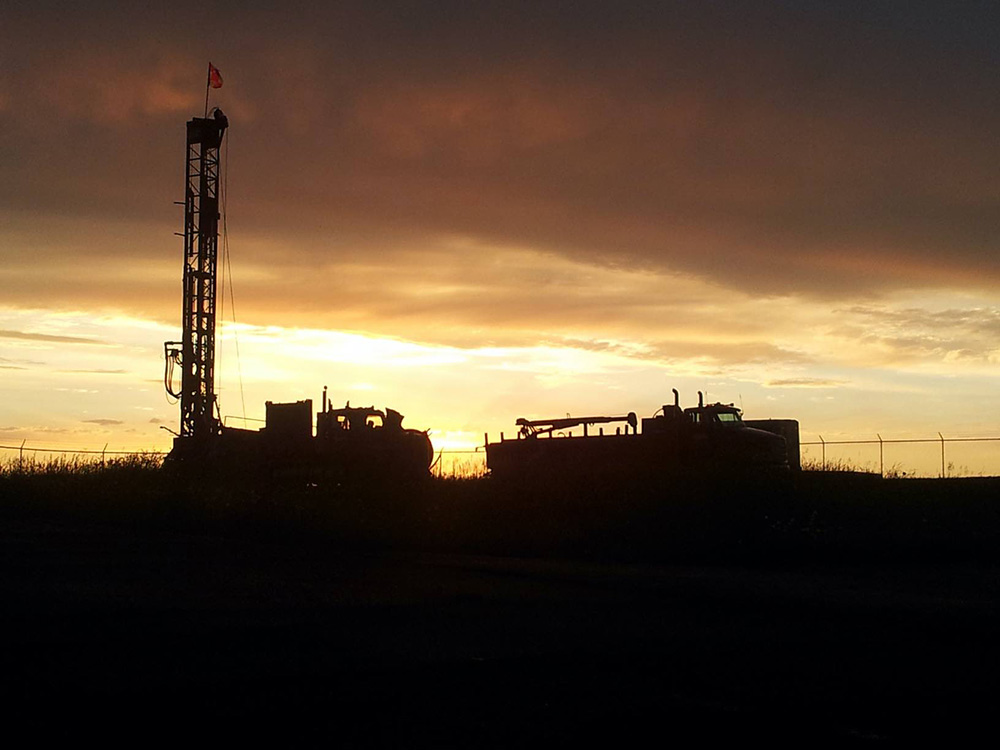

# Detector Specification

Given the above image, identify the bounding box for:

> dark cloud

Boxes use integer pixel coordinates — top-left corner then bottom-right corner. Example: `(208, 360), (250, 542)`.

(830, 304), (1000, 364)
(0, 425), (69, 434)
(81, 418), (124, 426)
(193, 243), (810, 354)
(62, 369), (128, 375)
(765, 378), (848, 388)
(845, 306), (1000, 334)
(3, 1), (1000, 328)
(647, 340), (811, 367)
(0, 330), (104, 345)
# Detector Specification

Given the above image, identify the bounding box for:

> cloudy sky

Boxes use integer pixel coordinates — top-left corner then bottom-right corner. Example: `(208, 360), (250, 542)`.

(2, 1), (999, 473)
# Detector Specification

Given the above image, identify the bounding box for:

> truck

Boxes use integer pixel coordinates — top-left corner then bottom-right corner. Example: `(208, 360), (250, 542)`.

(485, 389), (798, 482)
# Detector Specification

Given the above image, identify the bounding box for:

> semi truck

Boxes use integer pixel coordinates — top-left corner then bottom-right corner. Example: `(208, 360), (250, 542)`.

(486, 389), (798, 482)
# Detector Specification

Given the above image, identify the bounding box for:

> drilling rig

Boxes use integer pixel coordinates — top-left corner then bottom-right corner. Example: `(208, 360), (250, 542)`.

(163, 111), (433, 481)
(164, 111), (226, 444)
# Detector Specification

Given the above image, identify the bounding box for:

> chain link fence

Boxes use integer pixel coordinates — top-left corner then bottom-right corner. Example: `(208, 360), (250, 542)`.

(802, 435), (1000, 478)
(4, 435), (1000, 478)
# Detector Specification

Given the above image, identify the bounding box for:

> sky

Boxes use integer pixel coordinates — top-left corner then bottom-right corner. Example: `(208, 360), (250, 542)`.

(2, 1), (999, 475)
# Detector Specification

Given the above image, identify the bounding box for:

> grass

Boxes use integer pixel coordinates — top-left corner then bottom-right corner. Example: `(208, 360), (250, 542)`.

(434, 456), (488, 479)
(2, 453), (999, 564)
(801, 456), (916, 477)
(1, 452), (163, 476)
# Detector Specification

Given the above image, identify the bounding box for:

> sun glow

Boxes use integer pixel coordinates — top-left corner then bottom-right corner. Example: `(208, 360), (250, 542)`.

(3, 286), (1000, 476)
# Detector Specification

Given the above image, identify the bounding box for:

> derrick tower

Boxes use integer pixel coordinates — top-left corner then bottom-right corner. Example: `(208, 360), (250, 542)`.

(165, 110), (229, 438)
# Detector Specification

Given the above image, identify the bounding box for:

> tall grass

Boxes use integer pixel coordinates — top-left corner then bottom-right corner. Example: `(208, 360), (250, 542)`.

(2, 451), (999, 563)
(801, 456), (914, 477)
(0, 452), (163, 477)
(435, 457), (488, 479)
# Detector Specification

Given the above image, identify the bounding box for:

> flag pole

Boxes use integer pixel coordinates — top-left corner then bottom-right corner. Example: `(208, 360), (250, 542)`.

(204, 63), (211, 117)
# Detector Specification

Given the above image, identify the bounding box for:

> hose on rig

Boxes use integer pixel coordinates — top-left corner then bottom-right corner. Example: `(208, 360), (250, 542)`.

(163, 342), (182, 400)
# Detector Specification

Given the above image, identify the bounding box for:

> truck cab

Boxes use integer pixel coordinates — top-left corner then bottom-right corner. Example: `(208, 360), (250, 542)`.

(641, 397), (793, 472)
(684, 403), (745, 425)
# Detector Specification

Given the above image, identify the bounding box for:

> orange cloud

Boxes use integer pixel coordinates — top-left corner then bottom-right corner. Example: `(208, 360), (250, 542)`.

(352, 73), (599, 161)
(3, 2), (1000, 316)
(35, 52), (200, 125)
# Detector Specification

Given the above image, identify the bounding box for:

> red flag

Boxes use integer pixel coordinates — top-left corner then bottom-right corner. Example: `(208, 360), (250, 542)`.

(208, 63), (223, 89)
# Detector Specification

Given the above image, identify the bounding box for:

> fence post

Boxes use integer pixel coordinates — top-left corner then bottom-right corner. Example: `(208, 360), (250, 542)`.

(819, 435), (825, 471)
(877, 433), (883, 477)
(102, 443), (108, 467)
(939, 432), (945, 478)
(19, 439), (25, 470)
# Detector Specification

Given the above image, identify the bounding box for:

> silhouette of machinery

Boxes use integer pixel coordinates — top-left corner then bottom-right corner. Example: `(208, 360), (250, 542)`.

(163, 111), (432, 480)
(486, 389), (799, 481)
(164, 113), (226, 440)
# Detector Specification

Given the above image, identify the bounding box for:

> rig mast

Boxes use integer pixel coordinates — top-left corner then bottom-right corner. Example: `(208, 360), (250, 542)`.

(165, 111), (228, 438)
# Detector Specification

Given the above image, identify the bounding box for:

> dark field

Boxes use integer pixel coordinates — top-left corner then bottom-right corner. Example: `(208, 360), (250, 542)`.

(2, 463), (999, 744)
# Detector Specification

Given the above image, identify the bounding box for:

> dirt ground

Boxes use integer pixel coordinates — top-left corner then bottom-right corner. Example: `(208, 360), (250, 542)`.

(2, 514), (998, 745)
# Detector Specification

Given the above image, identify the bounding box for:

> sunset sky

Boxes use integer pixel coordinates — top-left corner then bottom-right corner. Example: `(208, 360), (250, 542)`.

(2, 2), (999, 474)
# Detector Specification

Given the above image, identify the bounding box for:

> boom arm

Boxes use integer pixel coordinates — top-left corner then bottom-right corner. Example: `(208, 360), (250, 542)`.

(516, 413), (638, 438)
